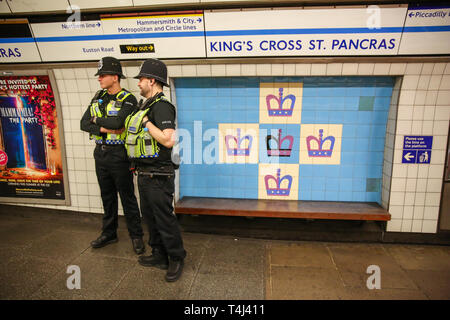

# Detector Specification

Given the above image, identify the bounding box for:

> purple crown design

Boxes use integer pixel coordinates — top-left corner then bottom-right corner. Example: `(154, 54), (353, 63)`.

(306, 129), (335, 157)
(266, 129), (294, 157)
(264, 169), (293, 196)
(266, 88), (296, 117)
(225, 128), (253, 156)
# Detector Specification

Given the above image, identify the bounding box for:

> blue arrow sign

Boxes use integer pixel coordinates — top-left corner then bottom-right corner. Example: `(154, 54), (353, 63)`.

(402, 136), (433, 164)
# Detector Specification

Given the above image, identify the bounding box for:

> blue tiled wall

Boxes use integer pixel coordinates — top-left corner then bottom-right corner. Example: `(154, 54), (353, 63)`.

(175, 76), (395, 204)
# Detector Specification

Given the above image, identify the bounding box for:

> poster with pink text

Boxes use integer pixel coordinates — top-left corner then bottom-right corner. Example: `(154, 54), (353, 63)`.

(0, 75), (66, 201)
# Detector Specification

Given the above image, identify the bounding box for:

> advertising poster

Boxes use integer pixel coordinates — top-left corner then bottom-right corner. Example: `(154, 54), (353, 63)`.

(0, 74), (67, 202)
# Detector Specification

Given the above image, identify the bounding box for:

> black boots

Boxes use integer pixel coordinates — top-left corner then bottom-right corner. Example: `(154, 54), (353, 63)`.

(132, 238), (145, 255)
(138, 249), (169, 270)
(165, 258), (184, 282)
(90, 234), (118, 248)
(91, 234), (145, 255)
(138, 250), (184, 282)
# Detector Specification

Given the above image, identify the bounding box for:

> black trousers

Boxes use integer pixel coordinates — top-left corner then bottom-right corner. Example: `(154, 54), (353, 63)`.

(137, 173), (186, 260)
(94, 145), (143, 239)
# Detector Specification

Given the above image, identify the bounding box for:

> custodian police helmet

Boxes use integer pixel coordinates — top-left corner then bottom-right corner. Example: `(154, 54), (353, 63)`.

(134, 58), (169, 87)
(94, 56), (126, 79)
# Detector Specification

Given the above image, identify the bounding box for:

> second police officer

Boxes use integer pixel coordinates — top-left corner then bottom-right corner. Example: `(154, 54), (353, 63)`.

(80, 56), (145, 255)
(124, 59), (186, 282)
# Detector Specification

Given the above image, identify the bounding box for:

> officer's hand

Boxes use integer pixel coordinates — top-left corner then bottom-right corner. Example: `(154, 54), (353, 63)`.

(100, 127), (124, 134)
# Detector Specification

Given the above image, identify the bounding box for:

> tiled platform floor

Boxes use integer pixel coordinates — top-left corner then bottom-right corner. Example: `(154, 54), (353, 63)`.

(0, 209), (449, 300)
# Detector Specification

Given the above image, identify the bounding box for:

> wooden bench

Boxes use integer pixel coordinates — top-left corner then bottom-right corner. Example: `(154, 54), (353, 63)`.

(175, 196), (391, 221)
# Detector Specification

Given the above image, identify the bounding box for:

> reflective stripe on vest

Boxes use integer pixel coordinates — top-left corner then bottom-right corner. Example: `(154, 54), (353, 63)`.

(89, 89), (131, 144)
(124, 97), (169, 159)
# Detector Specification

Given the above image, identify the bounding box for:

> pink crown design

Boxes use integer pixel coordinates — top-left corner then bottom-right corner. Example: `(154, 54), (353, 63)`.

(266, 88), (296, 117)
(264, 169), (293, 196)
(266, 129), (294, 157)
(306, 129), (335, 157)
(225, 128), (253, 156)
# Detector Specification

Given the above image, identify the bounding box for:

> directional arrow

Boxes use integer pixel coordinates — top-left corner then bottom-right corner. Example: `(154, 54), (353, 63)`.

(404, 152), (414, 161)
(97, 22), (101, 27)
(197, 18), (202, 23)
(408, 12), (414, 18)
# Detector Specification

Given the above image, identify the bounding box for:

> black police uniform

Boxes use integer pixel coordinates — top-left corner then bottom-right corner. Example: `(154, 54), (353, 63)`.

(80, 57), (144, 245)
(133, 92), (186, 262)
(131, 59), (186, 273)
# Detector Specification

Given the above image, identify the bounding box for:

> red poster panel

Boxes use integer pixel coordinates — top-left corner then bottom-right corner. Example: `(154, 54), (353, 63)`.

(0, 75), (67, 202)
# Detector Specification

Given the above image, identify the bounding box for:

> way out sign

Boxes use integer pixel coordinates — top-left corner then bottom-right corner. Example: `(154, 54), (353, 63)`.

(402, 136), (433, 164)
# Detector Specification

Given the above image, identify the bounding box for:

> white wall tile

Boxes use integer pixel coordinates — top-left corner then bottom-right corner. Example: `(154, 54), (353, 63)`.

(241, 64), (256, 76)
(256, 64), (272, 76)
(358, 63), (375, 75)
(421, 120), (433, 135)
(425, 90), (438, 105)
(397, 105), (413, 120)
(389, 63), (406, 75)
(436, 90), (450, 106)
(425, 192), (441, 206)
(422, 220), (438, 233)
(405, 63), (423, 75)
(311, 64), (327, 75)
(424, 206), (440, 220)
(342, 63), (358, 75)
(404, 192), (415, 205)
(434, 106), (450, 121)
(389, 192), (405, 205)
(421, 63), (434, 75)
(283, 64), (296, 76)
(77, 195), (89, 207)
(428, 75), (442, 90)
(396, 120), (412, 134)
(391, 178), (406, 192)
(405, 178), (417, 192)
(272, 64), (283, 75)
(417, 75), (431, 90)
(389, 206), (403, 219)
(167, 65), (182, 77)
(386, 219), (402, 232)
(373, 63), (390, 75)
(412, 220), (423, 232)
(444, 63), (450, 74)
(432, 63), (446, 75)
(225, 64), (241, 76)
(399, 90), (416, 105)
(62, 69), (76, 79)
(211, 64), (226, 76)
(74, 68), (88, 79)
(326, 63), (342, 75)
(181, 64), (196, 76)
(403, 206), (414, 219)
(295, 64), (311, 75)
(413, 206), (424, 219)
(414, 91), (426, 106)
(392, 164), (408, 177)
(56, 80), (66, 93)
(401, 219), (412, 232)
(53, 69), (63, 80)
(402, 75), (420, 90)
(427, 178), (442, 192)
(433, 120), (449, 135)
(196, 64), (211, 76)
(438, 75), (450, 90)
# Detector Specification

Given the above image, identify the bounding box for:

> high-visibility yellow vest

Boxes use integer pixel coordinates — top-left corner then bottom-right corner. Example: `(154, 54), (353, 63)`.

(124, 96), (173, 159)
(89, 89), (131, 144)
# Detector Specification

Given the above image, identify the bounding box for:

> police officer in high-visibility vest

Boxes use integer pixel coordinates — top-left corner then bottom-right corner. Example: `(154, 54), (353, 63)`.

(124, 59), (186, 282)
(80, 56), (145, 255)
